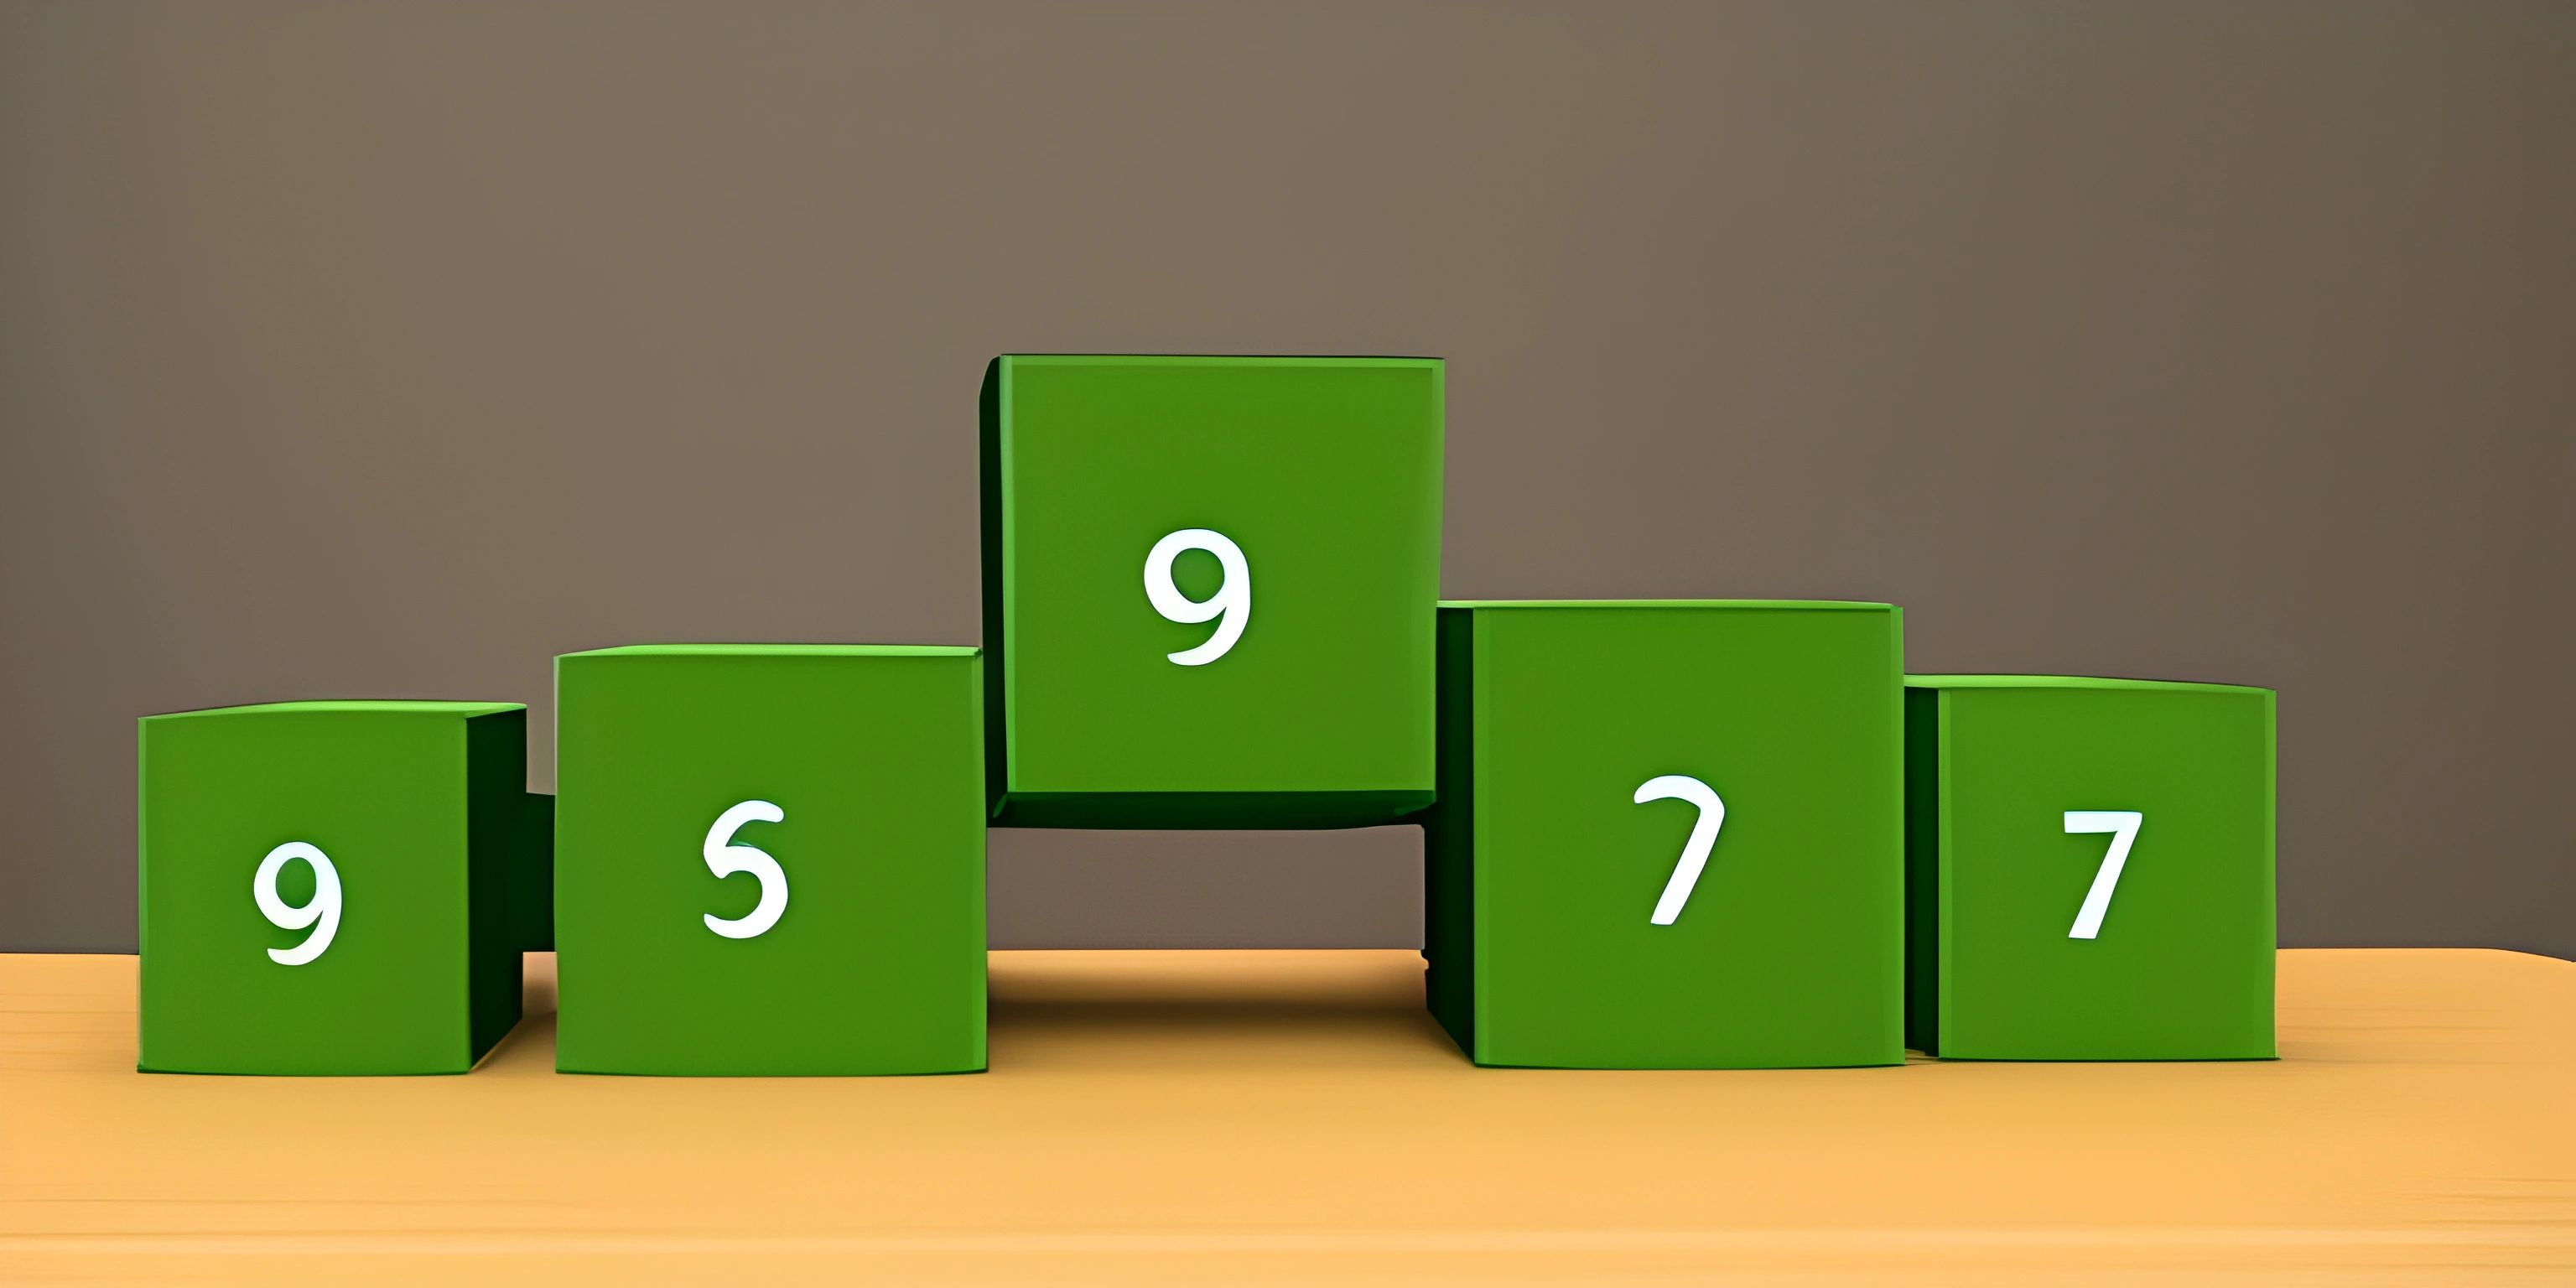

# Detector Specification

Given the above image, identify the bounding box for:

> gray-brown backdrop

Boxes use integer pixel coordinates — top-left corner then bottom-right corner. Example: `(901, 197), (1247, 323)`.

(4, 1), (2569, 955)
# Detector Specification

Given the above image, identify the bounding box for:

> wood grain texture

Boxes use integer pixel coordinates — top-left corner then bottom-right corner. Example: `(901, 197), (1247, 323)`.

(5, 948), (2573, 1284)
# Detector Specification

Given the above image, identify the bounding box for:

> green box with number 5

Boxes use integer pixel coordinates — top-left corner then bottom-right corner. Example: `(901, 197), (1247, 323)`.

(138, 701), (529, 1075)
(553, 645), (986, 1076)
(1425, 601), (1905, 1069)
(980, 356), (1441, 828)
(1903, 676), (2276, 1061)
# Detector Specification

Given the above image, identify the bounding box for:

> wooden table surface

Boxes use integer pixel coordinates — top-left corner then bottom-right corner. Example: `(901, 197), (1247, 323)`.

(4, 948), (2573, 1285)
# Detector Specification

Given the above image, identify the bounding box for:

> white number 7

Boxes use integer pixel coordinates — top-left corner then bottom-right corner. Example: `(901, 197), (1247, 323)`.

(1634, 775), (1726, 926)
(2062, 809), (2142, 940)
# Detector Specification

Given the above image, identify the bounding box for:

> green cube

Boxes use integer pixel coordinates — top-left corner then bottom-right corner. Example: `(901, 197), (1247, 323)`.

(980, 355), (1441, 828)
(138, 701), (527, 1075)
(554, 645), (986, 1075)
(1425, 602), (1905, 1068)
(1904, 676), (2276, 1060)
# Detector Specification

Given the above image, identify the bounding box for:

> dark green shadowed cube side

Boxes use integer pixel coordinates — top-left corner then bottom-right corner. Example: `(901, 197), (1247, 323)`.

(512, 791), (555, 953)
(554, 645), (986, 1076)
(1422, 607), (1478, 1056)
(981, 356), (1441, 828)
(138, 701), (527, 1075)
(1903, 676), (2276, 1061)
(1426, 601), (1905, 1069)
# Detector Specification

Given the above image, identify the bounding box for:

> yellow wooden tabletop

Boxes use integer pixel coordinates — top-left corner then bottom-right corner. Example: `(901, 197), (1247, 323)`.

(5, 948), (2573, 1285)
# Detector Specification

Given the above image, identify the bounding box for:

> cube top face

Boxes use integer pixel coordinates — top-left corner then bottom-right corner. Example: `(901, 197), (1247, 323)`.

(138, 702), (525, 1074)
(148, 699), (524, 719)
(1444, 599), (1895, 612)
(984, 355), (1441, 828)
(554, 646), (987, 1075)
(1906, 674), (2268, 697)
(1436, 601), (1904, 1068)
(564, 644), (977, 660)
(1908, 678), (2276, 1060)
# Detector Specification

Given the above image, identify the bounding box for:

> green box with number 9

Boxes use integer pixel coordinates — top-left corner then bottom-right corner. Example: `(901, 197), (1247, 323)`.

(138, 701), (529, 1075)
(553, 645), (986, 1076)
(1903, 676), (2276, 1061)
(980, 356), (1441, 828)
(1425, 601), (1905, 1068)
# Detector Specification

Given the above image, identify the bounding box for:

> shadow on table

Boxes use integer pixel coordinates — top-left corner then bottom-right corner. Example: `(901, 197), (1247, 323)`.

(986, 950), (1462, 1064)
(494, 949), (1467, 1070)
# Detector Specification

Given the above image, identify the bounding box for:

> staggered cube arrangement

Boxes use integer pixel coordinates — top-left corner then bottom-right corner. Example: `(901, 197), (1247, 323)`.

(134, 356), (2278, 1077)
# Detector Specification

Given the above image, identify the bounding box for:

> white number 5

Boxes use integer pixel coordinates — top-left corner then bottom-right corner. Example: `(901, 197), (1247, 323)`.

(1634, 775), (1726, 926)
(704, 800), (788, 940)
(253, 841), (341, 966)
(1144, 528), (1249, 666)
(2063, 809), (2142, 939)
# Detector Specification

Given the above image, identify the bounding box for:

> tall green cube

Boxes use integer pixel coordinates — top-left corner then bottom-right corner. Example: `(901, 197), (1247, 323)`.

(980, 355), (1441, 828)
(138, 701), (527, 1075)
(1904, 676), (2276, 1060)
(554, 645), (985, 1076)
(1425, 602), (1905, 1068)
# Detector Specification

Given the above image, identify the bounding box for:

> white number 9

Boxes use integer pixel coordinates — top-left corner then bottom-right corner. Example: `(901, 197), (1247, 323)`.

(1144, 527), (1249, 666)
(703, 800), (788, 940)
(252, 841), (341, 966)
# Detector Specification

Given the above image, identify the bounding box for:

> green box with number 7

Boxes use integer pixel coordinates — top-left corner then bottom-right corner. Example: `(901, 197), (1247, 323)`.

(1425, 601), (1906, 1069)
(1903, 676), (2277, 1061)
(981, 356), (1441, 828)
(553, 645), (986, 1076)
(138, 701), (530, 1075)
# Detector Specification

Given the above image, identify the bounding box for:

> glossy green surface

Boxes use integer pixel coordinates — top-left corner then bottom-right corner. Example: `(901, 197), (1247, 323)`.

(1904, 678), (2276, 1060)
(553, 647), (985, 1075)
(138, 703), (524, 1074)
(981, 356), (1441, 828)
(1426, 602), (1905, 1068)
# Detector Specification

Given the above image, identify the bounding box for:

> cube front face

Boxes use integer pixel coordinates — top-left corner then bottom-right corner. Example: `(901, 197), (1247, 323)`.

(138, 702), (525, 1075)
(554, 646), (986, 1075)
(1907, 678), (2276, 1061)
(983, 356), (1441, 828)
(1428, 603), (1905, 1069)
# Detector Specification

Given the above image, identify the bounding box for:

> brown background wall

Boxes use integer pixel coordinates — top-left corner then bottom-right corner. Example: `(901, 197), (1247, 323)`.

(3, 1), (2569, 955)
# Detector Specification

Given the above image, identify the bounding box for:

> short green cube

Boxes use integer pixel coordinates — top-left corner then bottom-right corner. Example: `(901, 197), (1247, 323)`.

(554, 645), (986, 1075)
(980, 355), (1441, 828)
(1904, 676), (2276, 1060)
(138, 701), (528, 1075)
(1426, 602), (1905, 1068)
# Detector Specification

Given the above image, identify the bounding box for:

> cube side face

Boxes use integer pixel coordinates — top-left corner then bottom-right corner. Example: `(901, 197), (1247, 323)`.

(1421, 606), (1479, 1055)
(979, 360), (1010, 818)
(138, 708), (486, 1074)
(1462, 605), (1905, 1068)
(988, 356), (1441, 827)
(555, 651), (987, 1075)
(1901, 687), (1945, 1053)
(512, 791), (556, 952)
(1930, 684), (2276, 1060)
(464, 712), (529, 1061)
